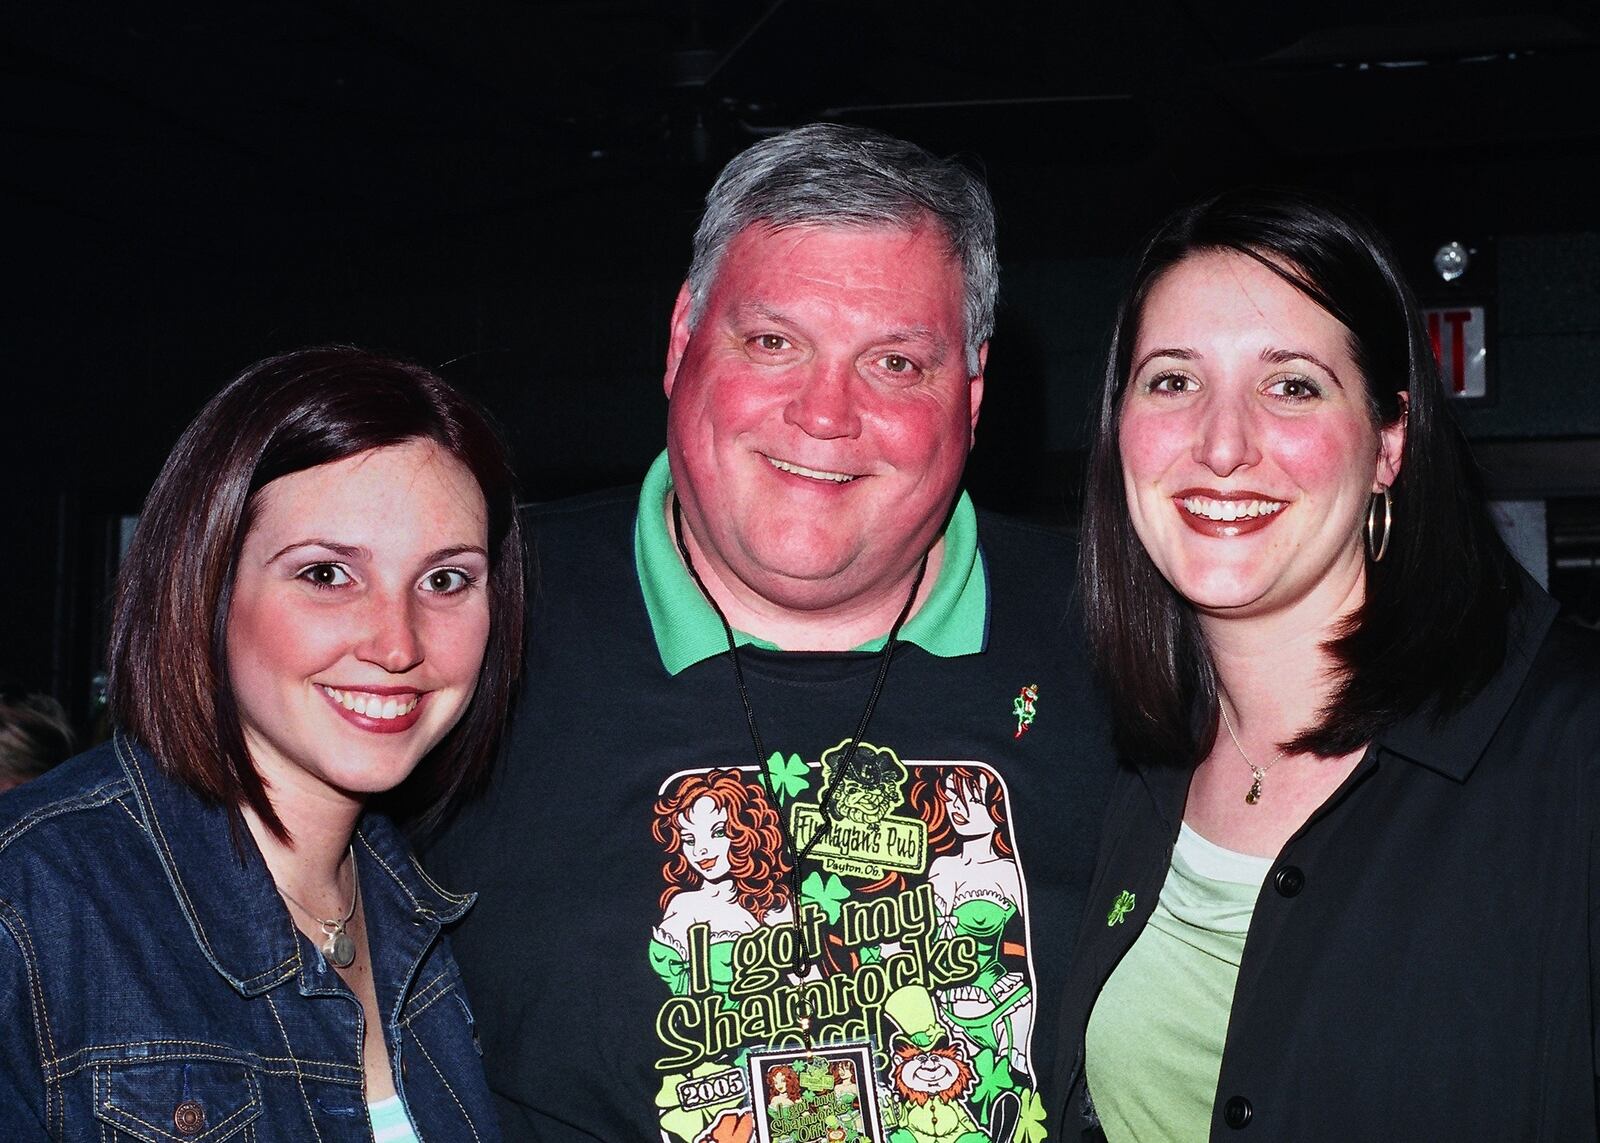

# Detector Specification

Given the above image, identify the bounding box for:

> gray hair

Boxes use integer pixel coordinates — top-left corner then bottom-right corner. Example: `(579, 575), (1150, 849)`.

(686, 123), (998, 376)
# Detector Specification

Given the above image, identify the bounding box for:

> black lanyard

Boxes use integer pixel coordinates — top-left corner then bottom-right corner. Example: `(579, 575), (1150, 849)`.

(671, 495), (927, 1045)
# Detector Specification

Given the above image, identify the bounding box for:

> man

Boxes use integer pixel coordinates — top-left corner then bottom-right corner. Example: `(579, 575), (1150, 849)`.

(428, 123), (1113, 1143)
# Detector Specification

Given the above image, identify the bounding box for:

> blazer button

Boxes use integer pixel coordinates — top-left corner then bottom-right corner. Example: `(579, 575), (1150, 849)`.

(1223, 1095), (1252, 1129)
(1273, 865), (1304, 897)
(173, 1099), (206, 1135)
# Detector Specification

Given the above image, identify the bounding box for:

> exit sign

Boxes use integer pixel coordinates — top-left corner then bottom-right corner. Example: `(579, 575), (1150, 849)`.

(1423, 305), (1488, 400)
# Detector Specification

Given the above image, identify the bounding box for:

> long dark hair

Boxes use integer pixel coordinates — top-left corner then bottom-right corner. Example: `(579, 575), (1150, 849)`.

(110, 346), (525, 840)
(1079, 188), (1521, 764)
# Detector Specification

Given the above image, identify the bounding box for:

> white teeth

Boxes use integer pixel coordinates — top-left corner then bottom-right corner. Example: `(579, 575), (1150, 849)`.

(1180, 496), (1285, 522)
(320, 687), (419, 720)
(767, 456), (856, 483)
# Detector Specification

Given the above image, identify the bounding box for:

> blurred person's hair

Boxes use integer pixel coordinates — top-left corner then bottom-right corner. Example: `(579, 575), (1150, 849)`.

(0, 687), (76, 792)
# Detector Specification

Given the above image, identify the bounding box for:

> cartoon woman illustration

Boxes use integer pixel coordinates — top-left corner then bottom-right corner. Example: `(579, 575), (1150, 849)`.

(907, 766), (1033, 1075)
(766, 1064), (801, 1111)
(648, 769), (792, 1003)
(830, 1059), (859, 1100)
(828, 1059), (863, 1134)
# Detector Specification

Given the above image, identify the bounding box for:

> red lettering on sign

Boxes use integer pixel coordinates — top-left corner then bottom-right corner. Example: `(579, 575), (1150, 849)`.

(1426, 309), (1474, 394)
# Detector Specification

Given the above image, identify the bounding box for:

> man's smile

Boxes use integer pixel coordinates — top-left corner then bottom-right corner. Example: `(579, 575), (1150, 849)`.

(765, 455), (860, 483)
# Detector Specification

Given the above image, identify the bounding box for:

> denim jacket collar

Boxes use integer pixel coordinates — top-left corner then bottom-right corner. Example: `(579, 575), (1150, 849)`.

(113, 732), (473, 997)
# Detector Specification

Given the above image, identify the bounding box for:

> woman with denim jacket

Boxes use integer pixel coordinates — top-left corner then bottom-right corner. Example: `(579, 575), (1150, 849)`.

(0, 347), (522, 1140)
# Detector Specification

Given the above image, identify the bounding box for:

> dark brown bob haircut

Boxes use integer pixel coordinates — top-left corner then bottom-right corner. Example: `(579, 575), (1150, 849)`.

(1078, 188), (1521, 766)
(109, 346), (525, 840)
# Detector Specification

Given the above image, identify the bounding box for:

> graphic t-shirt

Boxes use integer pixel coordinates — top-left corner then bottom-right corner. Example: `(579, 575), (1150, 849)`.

(425, 457), (1115, 1143)
(647, 749), (1048, 1143)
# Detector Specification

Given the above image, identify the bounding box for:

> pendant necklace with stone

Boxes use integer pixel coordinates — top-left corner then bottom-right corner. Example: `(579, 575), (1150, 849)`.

(278, 843), (360, 968)
(1219, 700), (1285, 805)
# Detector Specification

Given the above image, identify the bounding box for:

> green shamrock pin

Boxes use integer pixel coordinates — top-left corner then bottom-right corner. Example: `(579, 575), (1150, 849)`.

(1106, 890), (1136, 927)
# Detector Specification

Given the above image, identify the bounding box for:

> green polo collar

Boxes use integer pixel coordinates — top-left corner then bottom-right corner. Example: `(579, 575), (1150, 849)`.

(634, 451), (988, 675)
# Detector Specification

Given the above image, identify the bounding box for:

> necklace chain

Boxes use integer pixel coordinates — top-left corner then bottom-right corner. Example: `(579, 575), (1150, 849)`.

(671, 496), (926, 1047)
(275, 843), (360, 967)
(1218, 701), (1286, 806)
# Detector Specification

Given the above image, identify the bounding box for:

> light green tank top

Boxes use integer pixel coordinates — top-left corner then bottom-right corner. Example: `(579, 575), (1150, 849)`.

(369, 1094), (420, 1142)
(1084, 823), (1272, 1141)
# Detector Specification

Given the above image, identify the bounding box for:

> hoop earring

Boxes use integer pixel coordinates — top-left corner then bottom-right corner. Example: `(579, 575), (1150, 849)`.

(1366, 485), (1393, 563)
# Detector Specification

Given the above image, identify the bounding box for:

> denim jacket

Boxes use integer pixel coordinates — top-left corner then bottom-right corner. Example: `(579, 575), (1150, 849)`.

(0, 733), (501, 1141)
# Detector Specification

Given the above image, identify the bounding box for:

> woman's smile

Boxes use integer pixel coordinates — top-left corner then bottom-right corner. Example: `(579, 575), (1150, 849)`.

(1175, 490), (1288, 538)
(316, 685), (427, 733)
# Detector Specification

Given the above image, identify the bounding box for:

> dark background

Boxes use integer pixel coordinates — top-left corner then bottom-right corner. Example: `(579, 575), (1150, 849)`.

(5, 2), (1600, 724)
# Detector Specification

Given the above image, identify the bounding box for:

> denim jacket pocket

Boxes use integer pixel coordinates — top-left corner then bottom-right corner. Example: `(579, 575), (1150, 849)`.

(94, 1056), (262, 1142)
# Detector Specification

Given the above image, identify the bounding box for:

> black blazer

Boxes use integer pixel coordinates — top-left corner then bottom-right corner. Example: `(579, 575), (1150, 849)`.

(1052, 587), (1600, 1141)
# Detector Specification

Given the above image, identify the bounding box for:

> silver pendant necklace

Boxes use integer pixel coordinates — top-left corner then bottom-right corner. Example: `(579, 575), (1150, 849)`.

(277, 843), (360, 967)
(1219, 701), (1285, 805)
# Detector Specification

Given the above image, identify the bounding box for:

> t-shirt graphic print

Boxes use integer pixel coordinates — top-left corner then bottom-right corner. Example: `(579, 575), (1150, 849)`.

(647, 739), (1048, 1143)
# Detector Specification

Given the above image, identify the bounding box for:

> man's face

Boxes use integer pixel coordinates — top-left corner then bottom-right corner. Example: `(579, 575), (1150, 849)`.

(664, 221), (984, 615)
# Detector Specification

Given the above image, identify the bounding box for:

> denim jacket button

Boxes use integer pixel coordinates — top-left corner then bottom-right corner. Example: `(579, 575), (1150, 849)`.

(173, 1099), (206, 1135)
